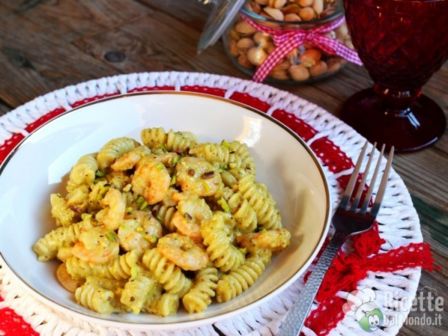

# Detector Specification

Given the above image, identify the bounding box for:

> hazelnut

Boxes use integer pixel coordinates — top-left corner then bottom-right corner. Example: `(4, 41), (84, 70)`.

(247, 47), (268, 66)
(235, 21), (257, 35)
(309, 61), (328, 77)
(264, 7), (284, 20)
(289, 64), (310, 81)
(299, 7), (315, 21)
(270, 69), (289, 80)
(313, 0), (324, 16)
(298, 0), (314, 7)
(238, 54), (252, 68)
(284, 13), (302, 21)
(299, 49), (322, 67)
(272, 60), (291, 71)
(237, 38), (255, 50)
(253, 32), (271, 49)
(268, 0), (287, 9)
(283, 4), (301, 14)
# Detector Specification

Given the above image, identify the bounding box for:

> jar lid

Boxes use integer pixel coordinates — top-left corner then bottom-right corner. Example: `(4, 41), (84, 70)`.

(197, 0), (246, 53)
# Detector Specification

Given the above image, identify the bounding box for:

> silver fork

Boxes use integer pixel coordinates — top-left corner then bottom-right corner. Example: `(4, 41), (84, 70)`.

(278, 142), (395, 336)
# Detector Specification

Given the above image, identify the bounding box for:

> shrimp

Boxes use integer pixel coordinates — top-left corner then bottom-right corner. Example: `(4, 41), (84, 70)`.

(56, 263), (84, 293)
(171, 196), (212, 242)
(134, 211), (163, 240)
(236, 228), (291, 252)
(118, 211), (162, 250)
(72, 226), (119, 264)
(118, 219), (150, 252)
(161, 187), (183, 207)
(95, 188), (126, 231)
(157, 233), (208, 271)
(176, 157), (223, 197)
(111, 146), (151, 171)
(132, 157), (170, 205)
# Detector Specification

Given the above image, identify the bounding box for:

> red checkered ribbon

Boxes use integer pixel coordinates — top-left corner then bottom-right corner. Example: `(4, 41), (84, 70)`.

(241, 15), (362, 82)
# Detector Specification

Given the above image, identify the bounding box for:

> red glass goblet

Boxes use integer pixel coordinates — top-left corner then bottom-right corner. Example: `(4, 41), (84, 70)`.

(341, 0), (448, 152)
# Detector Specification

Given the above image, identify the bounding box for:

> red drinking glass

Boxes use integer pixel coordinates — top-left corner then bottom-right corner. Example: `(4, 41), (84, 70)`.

(341, 0), (448, 152)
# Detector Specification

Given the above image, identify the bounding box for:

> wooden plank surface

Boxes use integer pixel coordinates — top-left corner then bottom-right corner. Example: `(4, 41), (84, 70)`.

(0, 1), (446, 335)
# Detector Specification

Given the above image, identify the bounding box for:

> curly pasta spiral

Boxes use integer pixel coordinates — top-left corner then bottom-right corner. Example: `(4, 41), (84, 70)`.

(142, 248), (192, 296)
(148, 293), (179, 317)
(201, 212), (245, 272)
(151, 203), (176, 231)
(182, 267), (219, 313)
(166, 130), (197, 154)
(88, 180), (109, 211)
(238, 175), (281, 230)
(141, 127), (167, 149)
(97, 137), (138, 170)
(121, 274), (158, 314)
(67, 154), (98, 192)
(142, 282), (163, 313)
(74, 279), (115, 314)
(224, 191), (257, 233)
(142, 128), (197, 154)
(216, 251), (271, 303)
(66, 250), (139, 280)
(227, 141), (255, 175)
(32, 220), (88, 261)
(65, 185), (89, 214)
(50, 193), (76, 227)
(190, 143), (230, 165)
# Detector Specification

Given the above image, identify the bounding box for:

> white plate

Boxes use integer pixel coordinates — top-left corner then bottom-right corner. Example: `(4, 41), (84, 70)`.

(0, 92), (330, 329)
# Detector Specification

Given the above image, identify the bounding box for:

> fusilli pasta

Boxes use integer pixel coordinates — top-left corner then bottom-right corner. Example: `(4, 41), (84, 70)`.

(216, 250), (271, 303)
(33, 127), (290, 317)
(182, 267), (219, 313)
(201, 212), (245, 272)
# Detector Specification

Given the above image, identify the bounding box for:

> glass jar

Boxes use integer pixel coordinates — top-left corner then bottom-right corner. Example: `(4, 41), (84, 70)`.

(222, 0), (355, 84)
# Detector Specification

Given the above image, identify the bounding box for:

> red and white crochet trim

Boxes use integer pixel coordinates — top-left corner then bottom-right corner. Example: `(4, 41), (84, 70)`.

(0, 72), (431, 336)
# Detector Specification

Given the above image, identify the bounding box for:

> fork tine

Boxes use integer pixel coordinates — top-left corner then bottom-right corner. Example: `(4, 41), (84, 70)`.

(339, 141), (368, 209)
(351, 143), (377, 210)
(360, 144), (385, 213)
(370, 146), (395, 217)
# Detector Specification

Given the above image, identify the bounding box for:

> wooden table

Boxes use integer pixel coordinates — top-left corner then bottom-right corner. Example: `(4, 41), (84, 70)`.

(0, 1), (446, 335)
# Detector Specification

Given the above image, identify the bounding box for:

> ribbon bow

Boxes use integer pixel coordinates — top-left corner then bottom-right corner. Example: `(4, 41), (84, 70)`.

(241, 15), (362, 82)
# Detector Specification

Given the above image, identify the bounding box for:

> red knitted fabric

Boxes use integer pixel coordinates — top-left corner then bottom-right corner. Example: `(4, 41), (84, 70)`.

(305, 224), (433, 335)
(0, 298), (38, 336)
(0, 86), (433, 336)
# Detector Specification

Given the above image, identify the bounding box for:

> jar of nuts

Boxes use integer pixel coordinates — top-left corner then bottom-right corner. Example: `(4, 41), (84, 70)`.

(223, 0), (357, 83)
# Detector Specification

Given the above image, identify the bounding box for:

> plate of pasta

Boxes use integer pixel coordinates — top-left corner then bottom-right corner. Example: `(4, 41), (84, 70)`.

(0, 92), (330, 329)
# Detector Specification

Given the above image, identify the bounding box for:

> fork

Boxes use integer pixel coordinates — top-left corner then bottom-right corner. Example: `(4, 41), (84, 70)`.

(278, 142), (395, 336)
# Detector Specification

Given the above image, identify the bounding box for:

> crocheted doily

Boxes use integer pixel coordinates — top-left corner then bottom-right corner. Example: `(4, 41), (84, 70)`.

(0, 72), (424, 336)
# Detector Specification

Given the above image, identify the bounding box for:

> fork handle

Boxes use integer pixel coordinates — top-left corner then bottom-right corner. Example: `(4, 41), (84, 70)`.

(278, 235), (344, 336)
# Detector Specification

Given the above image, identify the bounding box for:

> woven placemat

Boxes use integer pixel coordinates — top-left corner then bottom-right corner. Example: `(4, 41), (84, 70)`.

(0, 72), (423, 336)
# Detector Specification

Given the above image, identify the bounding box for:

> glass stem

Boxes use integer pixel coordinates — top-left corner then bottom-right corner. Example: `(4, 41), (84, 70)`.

(373, 83), (422, 117)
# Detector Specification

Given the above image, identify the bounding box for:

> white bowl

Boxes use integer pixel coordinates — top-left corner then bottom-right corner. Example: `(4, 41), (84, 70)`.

(0, 92), (330, 330)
